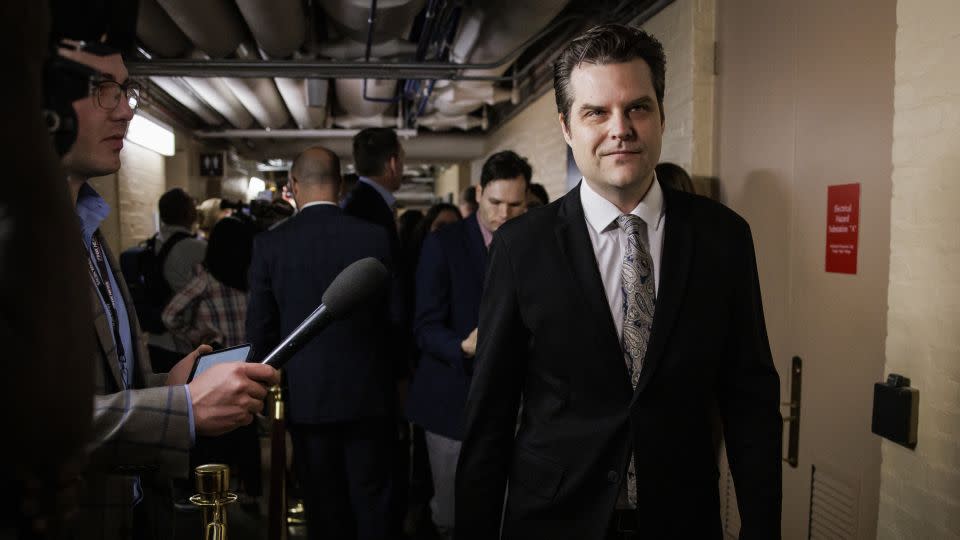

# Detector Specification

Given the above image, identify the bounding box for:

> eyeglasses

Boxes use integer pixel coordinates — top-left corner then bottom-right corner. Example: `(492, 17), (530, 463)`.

(91, 79), (142, 112)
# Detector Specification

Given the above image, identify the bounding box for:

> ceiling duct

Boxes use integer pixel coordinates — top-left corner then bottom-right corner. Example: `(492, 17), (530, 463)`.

(330, 113), (400, 129)
(223, 77), (291, 128)
(234, 0), (307, 58)
(416, 112), (484, 131)
(156, 0), (247, 58)
(150, 77), (224, 125)
(183, 76), (255, 128)
(275, 78), (328, 129)
(427, 0), (569, 115)
(316, 38), (417, 61)
(322, 1), (424, 125)
(430, 80), (512, 116)
(335, 77), (397, 119)
(321, 0), (427, 43)
(136, 0), (191, 58)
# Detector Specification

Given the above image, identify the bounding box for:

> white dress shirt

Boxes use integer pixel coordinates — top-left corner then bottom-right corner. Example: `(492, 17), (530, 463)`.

(579, 176), (666, 340)
(299, 200), (339, 211)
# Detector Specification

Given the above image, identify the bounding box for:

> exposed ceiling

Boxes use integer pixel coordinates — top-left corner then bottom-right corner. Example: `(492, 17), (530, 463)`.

(130, 0), (670, 164)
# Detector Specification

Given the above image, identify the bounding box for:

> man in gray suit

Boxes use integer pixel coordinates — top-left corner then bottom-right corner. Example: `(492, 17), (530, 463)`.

(58, 40), (280, 539)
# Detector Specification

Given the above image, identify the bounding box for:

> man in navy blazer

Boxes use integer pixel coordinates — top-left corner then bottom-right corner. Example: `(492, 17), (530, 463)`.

(406, 151), (532, 538)
(247, 146), (398, 540)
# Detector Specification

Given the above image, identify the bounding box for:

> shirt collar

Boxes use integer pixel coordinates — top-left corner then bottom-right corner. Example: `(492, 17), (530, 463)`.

(579, 174), (665, 234)
(75, 182), (111, 247)
(358, 176), (396, 208)
(299, 200), (339, 211)
(476, 213), (494, 248)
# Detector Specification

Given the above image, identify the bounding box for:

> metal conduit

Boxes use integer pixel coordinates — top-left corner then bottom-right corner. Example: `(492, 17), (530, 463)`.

(129, 13), (580, 80)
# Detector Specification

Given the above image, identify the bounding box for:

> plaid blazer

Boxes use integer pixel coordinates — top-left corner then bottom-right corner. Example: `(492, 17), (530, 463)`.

(75, 230), (192, 539)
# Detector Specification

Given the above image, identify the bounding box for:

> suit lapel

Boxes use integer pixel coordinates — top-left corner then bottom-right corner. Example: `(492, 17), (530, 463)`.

(632, 189), (693, 400)
(463, 215), (488, 291)
(89, 233), (125, 390)
(555, 186), (630, 390)
(101, 232), (150, 387)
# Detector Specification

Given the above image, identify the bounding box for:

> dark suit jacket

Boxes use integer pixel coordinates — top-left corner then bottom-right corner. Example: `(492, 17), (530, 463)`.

(246, 204), (397, 424)
(343, 179), (399, 250)
(405, 215), (487, 440)
(455, 184), (782, 540)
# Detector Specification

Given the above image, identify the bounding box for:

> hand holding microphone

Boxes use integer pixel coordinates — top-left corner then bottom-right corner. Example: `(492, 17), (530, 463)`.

(259, 257), (389, 368)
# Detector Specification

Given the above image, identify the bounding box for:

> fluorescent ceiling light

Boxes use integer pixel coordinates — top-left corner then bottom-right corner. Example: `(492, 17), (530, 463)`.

(247, 177), (267, 202)
(126, 113), (175, 156)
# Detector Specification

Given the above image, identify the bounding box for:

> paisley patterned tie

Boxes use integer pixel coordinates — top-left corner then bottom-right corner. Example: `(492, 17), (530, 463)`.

(616, 214), (656, 507)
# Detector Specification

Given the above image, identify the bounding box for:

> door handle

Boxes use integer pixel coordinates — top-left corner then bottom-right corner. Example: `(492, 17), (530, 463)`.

(780, 356), (802, 468)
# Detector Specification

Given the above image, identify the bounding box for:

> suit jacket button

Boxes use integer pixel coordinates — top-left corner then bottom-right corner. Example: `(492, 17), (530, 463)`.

(607, 470), (619, 483)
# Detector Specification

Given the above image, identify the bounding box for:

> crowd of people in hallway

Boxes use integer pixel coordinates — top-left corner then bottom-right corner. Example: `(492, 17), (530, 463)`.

(10, 8), (783, 539)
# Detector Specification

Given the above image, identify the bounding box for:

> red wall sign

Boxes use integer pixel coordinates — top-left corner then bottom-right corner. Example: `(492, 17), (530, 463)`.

(825, 183), (861, 274)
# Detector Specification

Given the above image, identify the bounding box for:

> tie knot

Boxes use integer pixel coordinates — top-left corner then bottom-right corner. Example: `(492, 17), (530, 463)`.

(616, 214), (645, 235)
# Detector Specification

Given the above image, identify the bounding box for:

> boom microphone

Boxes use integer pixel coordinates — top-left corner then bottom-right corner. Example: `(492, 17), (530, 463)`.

(259, 257), (389, 368)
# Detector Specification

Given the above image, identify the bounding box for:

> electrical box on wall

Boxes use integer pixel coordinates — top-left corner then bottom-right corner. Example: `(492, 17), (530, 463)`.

(871, 373), (919, 448)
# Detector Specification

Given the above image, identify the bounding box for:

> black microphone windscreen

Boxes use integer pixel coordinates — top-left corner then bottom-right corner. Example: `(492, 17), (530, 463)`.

(321, 257), (389, 317)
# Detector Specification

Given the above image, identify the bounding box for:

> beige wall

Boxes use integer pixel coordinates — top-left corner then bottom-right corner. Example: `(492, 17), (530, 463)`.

(88, 142), (165, 251)
(641, 0), (716, 177)
(879, 0), (960, 537)
(471, 90), (568, 201)
(716, 0), (895, 537)
(89, 126), (252, 253)
(435, 162), (470, 203)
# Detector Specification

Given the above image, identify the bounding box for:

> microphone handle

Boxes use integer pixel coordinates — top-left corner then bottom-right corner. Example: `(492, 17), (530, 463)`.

(259, 304), (333, 368)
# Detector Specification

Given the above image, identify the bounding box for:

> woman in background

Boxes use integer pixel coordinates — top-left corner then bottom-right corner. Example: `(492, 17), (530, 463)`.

(163, 216), (255, 349)
(655, 161), (696, 193)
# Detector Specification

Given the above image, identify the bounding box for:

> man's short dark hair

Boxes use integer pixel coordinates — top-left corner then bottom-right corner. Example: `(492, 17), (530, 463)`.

(352, 128), (401, 177)
(158, 188), (196, 227)
(480, 151), (533, 188)
(553, 23), (666, 126)
(528, 183), (550, 206)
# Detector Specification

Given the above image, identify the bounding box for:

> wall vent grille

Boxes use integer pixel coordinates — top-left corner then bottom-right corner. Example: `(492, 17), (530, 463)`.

(808, 464), (860, 539)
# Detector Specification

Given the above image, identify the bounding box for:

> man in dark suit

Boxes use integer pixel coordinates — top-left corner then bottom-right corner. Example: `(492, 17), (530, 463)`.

(343, 127), (412, 537)
(406, 151), (531, 538)
(343, 127), (405, 250)
(456, 24), (782, 540)
(247, 146), (397, 540)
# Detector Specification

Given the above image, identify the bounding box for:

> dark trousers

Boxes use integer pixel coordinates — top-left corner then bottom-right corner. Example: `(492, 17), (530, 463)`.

(290, 418), (394, 540)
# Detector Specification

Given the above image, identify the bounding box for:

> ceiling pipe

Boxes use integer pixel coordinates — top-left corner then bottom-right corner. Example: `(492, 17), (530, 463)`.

(127, 13), (580, 80)
(182, 76), (255, 128)
(196, 128), (418, 138)
(275, 77), (328, 129)
(136, 0), (191, 58)
(150, 77), (224, 125)
(155, 0), (247, 58)
(234, 0), (307, 59)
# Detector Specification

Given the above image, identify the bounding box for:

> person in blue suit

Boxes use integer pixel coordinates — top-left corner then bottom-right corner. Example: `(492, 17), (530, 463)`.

(405, 150), (532, 538)
(247, 145), (400, 540)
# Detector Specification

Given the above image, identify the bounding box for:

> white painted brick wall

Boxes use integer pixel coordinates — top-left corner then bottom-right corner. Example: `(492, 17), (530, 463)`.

(879, 0), (960, 538)
(641, 0), (716, 177)
(471, 89), (569, 201)
(88, 141), (165, 252)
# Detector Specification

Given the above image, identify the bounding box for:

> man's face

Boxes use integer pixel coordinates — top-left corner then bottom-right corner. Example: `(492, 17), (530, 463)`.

(59, 48), (135, 179)
(476, 176), (528, 232)
(560, 59), (664, 195)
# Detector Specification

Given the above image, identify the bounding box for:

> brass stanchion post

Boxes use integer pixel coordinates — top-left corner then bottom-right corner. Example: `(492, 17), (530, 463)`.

(190, 463), (238, 540)
(267, 384), (288, 540)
